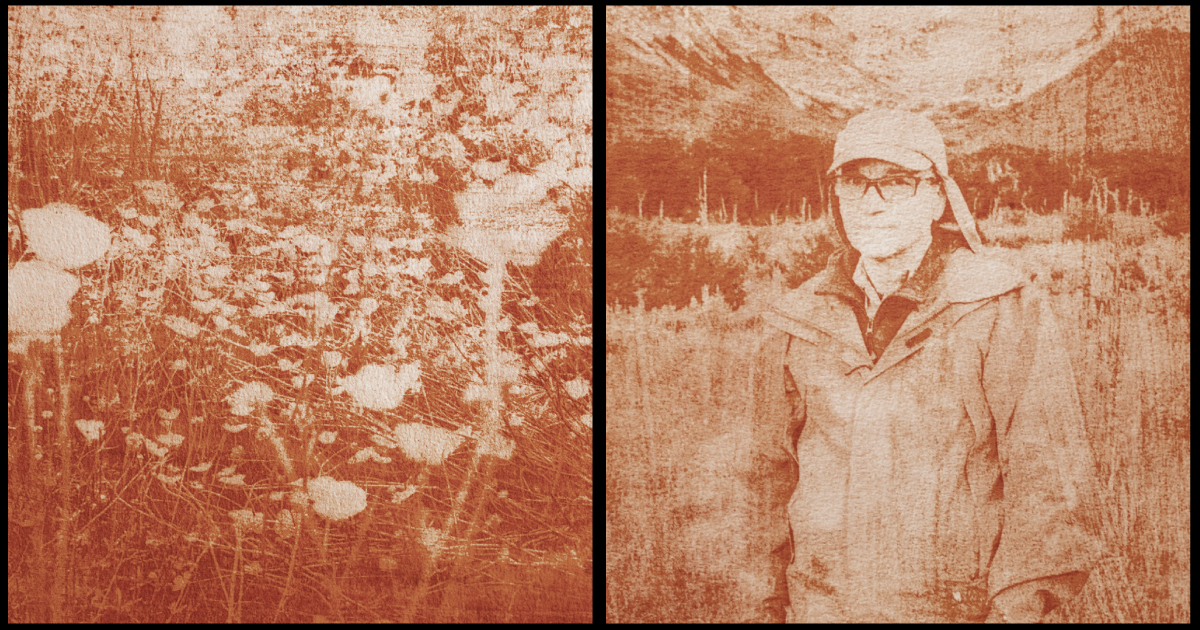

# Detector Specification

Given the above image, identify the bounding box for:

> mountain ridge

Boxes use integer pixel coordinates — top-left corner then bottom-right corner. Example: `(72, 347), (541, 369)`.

(607, 7), (1189, 157)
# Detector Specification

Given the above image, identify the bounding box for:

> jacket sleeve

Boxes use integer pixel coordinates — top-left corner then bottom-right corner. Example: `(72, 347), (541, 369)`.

(744, 327), (801, 622)
(981, 286), (1106, 619)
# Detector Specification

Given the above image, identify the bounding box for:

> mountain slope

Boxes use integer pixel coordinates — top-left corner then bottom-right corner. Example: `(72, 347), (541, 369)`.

(934, 28), (1190, 156)
(608, 7), (1189, 160)
(606, 6), (867, 145)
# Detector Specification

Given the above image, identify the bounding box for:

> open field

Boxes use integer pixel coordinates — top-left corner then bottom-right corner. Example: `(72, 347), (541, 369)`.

(607, 211), (1190, 622)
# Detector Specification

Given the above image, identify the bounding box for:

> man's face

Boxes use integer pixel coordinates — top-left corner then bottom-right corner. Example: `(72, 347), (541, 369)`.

(835, 159), (945, 260)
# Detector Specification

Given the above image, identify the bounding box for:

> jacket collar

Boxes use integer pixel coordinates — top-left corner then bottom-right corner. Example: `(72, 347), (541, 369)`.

(815, 233), (953, 309)
(765, 235), (1027, 370)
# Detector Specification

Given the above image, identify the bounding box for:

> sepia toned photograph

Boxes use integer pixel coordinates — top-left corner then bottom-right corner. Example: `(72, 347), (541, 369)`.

(607, 6), (1188, 623)
(9, 6), (592, 623)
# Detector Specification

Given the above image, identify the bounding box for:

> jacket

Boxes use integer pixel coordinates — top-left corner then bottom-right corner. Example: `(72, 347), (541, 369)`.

(747, 239), (1105, 623)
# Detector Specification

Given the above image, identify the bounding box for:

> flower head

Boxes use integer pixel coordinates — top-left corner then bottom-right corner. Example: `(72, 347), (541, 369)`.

(341, 362), (421, 411)
(227, 381), (274, 416)
(305, 476), (368, 521)
(22, 203), (112, 269)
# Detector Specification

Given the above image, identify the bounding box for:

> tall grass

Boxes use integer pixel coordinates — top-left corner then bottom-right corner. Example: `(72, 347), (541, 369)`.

(607, 211), (1189, 622)
(8, 6), (593, 623)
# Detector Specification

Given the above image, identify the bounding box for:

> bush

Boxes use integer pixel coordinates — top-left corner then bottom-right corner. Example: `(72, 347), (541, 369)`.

(605, 216), (657, 308)
(1062, 195), (1107, 243)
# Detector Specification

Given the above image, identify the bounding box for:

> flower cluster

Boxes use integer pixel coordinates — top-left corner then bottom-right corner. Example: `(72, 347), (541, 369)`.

(303, 476), (368, 521)
(10, 203), (111, 353)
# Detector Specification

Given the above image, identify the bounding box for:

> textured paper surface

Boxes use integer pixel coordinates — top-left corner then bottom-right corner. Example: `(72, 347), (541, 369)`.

(9, 6), (592, 623)
(607, 6), (1189, 623)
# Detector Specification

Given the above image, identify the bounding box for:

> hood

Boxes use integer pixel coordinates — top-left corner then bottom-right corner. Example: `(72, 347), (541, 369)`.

(826, 109), (983, 253)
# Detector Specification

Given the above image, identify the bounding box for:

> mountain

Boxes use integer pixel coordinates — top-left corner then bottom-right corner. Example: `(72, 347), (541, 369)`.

(607, 6), (1189, 157)
(931, 28), (1190, 157)
(606, 6), (880, 146)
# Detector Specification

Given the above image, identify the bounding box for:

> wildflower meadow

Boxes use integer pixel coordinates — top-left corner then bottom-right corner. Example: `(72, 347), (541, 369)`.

(9, 7), (592, 623)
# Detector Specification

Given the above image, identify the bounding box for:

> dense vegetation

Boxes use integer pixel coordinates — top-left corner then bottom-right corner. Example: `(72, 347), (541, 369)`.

(607, 202), (1189, 622)
(9, 7), (592, 623)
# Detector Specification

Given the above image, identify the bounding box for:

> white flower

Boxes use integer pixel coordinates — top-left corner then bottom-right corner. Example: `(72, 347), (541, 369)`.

(156, 472), (184, 484)
(306, 476), (367, 521)
(321, 350), (343, 368)
(563, 377), (591, 400)
(279, 333), (318, 348)
(229, 508), (265, 535)
(530, 330), (570, 348)
(120, 225), (155, 250)
(8, 260), (81, 339)
(22, 203), (111, 269)
(163, 315), (202, 340)
(125, 432), (145, 450)
(341, 363), (421, 411)
(398, 257), (432, 280)
(227, 381), (274, 416)
(156, 432), (185, 447)
(202, 265), (232, 281)
(391, 484), (418, 504)
(219, 473), (246, 486)
(348, 446), (392, 464)
(358, 297), (379, 316)
(385, 422), (465, 465)
(145, 440), (169, 458)
(292, 232), (328, 254)
(477, 430), (515, 460)
(292, 291), (339, 330)
(418, 526), (448, 556)
(75, 420), (105, 443)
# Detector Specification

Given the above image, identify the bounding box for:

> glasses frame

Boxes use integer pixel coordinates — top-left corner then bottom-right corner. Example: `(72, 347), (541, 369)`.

(833, 172), (941, 203)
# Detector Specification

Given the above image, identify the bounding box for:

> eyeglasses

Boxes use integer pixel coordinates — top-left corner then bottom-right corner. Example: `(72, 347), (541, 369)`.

(833, 174), (938, 202)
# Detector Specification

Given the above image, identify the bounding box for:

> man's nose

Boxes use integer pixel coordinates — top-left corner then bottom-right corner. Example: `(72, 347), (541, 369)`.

(868, 179), (904, 202)
(859, 187), (890, 211)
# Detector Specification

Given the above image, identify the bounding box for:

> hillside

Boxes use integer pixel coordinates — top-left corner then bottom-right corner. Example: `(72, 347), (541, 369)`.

(606, 6), (871, 145)
(608, 6), (1190, 158)
(933, 28), (1190, 156)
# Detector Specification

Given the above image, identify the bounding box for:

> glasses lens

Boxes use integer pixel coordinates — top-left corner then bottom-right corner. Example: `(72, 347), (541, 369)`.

(835, 176), (921, 202)
(834, 176), (866, 200)
(878, 177), (917, 201)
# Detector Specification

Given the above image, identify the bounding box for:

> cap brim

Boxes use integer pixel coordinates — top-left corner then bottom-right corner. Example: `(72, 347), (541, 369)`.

(828, 145), (933, 175)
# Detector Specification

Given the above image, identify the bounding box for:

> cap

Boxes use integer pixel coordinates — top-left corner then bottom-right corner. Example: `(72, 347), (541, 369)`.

(828, 109), (982, 252)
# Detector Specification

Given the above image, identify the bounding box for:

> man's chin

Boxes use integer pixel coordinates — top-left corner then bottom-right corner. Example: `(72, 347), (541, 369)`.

(847, 230), (928, 261)
(850, 243), (904, 261)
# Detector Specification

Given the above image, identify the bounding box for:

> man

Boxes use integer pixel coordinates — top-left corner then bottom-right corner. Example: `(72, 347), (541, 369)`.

(748, 110), (1104, 622)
